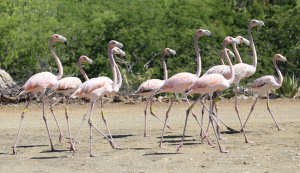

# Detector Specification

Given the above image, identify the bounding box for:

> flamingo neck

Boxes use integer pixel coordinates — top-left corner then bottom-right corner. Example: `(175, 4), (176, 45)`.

(108, 48), (118, 86)
(161, 55), (168, 80)
(223, 48), (235, 84)
(115, 60), (123, 91)
(248, 27), (257, 68)
(194, 35), (201, 77)
(49, 40), (63, 80)
(220, 50), (225, 65)
(232, 43), (243, 63)
(273, 58), (283, 86)
(77, 60), (89, 81)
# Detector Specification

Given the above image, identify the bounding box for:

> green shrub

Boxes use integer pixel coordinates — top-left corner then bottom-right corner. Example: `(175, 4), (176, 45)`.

(277, 73), (299, 98)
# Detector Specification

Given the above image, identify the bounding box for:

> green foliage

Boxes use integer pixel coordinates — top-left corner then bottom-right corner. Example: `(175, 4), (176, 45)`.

(277, 73), (299, 98)
(0, 0), (298, 96)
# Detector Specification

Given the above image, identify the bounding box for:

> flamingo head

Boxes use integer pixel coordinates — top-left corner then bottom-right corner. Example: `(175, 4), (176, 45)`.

(249, 19), (264, 29)
(51, 34), (67, 45)
(223, 36), (240, 47)
(195, 29), (211, 37)
(235, 36), (250, 46)
(79, 55), (93, 64)
(163, 48), (176, 57)
(274, 54), (287, 62)
(112, 47), (126, 57)
(108, 40), (124, 49)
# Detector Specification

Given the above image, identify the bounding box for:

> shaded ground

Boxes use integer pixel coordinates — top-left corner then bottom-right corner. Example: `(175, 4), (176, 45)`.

(0, 99), (299, 173)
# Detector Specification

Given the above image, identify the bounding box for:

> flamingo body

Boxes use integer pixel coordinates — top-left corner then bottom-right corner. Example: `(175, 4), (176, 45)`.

(22, 72), (58, 94)
(189, 73), (231, 94)
(160, 72), (197, 93)
(54, 77), (82, 95)
(135, 79), (164, 96)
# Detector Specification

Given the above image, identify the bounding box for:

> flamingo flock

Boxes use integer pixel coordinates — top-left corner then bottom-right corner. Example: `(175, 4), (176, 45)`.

(11, 19), (287, 157)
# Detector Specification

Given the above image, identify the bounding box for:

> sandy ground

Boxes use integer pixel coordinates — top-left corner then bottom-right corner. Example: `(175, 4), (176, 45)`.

(0, 99), (299, 173)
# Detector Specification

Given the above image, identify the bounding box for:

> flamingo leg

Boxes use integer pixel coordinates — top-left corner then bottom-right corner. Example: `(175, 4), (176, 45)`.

(241, 96), (258, 131)
(12, 100), (30, 154)
(87, 101), (96, 157)
(176, 98), (211, 152)
(149, 99), (172, 130)
(42, 96), (55, 151)
(208, 94), (228, 153)
(99, 98), (118, 149)
(64, 98), (76, 152)
(266, 94), (281, 130)
(213, 100), (222, 140)
(186, 97), (212, 145)
(234, 86), (250, 143)
(49, 98), (63, 143)
(159, 97), (174, 148)
(143, 97), (150, 137)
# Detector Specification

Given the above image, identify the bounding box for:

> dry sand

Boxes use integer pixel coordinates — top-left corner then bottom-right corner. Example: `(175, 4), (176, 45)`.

(0, 99), (299, 173)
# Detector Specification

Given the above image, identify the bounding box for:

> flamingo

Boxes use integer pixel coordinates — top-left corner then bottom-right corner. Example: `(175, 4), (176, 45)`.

(50, 55), (93, 151)
(181, 41), (237, 153)
(12, 34), (67, 154)
(241, 54), (286, 139)
(134, 48), (176, 137)
(70, 40), (125, 157)
(230, 19), (265, 143)
(149, 29), (212, 147)
(200, 36), (250, 138)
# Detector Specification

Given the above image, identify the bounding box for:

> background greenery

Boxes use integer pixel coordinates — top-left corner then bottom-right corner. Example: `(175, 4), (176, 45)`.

(0, 0), (299, 95)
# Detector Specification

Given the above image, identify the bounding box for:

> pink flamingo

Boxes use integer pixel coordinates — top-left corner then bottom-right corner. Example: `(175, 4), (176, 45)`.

(201, 36), (250, 138)
(230, 19), (264, 143)
(12, 34), (67, 154)
(71, 40), (125, 157)
(149, 29), (212, 148)
(180, 41), (237, 153)
(134, 48), (176, 137)
(50, 55), (93, 151)
(241, 54), (286, 138)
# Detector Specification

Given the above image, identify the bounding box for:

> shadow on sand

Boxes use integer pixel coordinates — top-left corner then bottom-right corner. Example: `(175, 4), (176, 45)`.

(30, 156), (68, 160)
(143, 152), (182, 156)
(16, 144), (48, 148)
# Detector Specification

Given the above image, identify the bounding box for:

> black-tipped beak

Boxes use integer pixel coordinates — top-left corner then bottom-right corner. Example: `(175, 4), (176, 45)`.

(64, 41), (67, 46)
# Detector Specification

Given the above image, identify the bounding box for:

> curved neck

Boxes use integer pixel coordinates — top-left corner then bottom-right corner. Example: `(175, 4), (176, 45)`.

(49, 40), (63, 79)
(115, 60), (122, 90)
(77, 61), (89, 81)
(223, 48), (235, 84)
(220, 51), (225, 65)
(108, 48), (118, 85)
(232, 43), (243, 63)
(248, 27), (257, 68)
(194, 35), (201, 77)
(273, 58), (283, 86)
(161, 56), (168, 80)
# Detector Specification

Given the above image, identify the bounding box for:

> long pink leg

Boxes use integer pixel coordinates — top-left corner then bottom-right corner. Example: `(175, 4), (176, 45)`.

(208, 94), (228, 153)
(234, 86), (250, 143)
(241, 96), (258, 131)
(159, 98), (174, 148)
(213, 101), (222, 140)
(49, 99), (63, 143)
(99, 98), (118, 149)
(143, 97), (150, 137)
(266, 94), (281, 130)
(42, 97), (55, 151)
(12, 101), (30, 154)
(64, 98), (76, 151)
(149, 99), (172, 130)
(87, 101), (96, 157)
(176, 99), (211, 152)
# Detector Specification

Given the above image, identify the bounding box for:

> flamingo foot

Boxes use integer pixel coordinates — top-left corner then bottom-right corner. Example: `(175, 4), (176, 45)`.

(12, 148), (17, 155)
(176, 142), (183, 153)
(220, 147), (229, 153)
(89, 154), (95, 157)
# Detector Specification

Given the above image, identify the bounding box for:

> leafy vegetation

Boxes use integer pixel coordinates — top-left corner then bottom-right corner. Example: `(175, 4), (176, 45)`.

(278, 73), (299, 98)
(0, 0), (299, 95)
